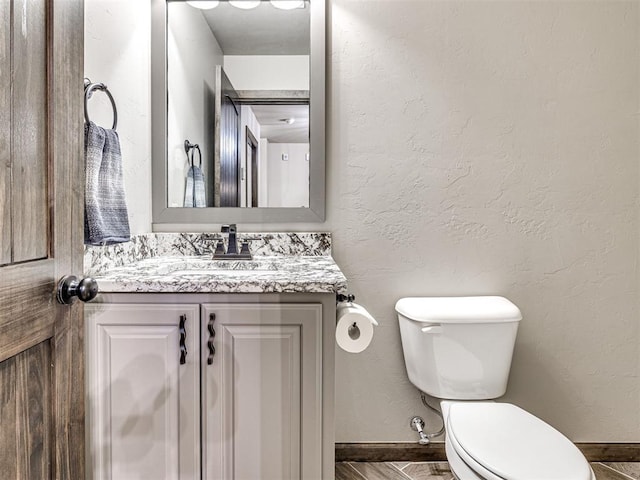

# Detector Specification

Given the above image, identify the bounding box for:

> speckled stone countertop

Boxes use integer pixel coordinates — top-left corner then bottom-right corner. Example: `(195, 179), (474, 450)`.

(85, 233), (347, 294)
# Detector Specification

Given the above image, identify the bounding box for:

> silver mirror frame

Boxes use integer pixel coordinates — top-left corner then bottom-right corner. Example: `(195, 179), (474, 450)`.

(151, 0), (326, 226)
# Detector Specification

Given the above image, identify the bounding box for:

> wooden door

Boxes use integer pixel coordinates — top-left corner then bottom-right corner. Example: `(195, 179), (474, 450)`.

(202, 303), (323, 480)
(85, 303), (200, 480)
(0, 1), (84, 479)
(214, 66), (240, 207)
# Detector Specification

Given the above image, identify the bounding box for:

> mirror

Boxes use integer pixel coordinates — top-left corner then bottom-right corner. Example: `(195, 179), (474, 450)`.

(152, 0), (325, 225)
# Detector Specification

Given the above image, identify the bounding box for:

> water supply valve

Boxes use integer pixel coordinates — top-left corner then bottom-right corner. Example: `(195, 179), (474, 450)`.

(410, 416), (430, 445)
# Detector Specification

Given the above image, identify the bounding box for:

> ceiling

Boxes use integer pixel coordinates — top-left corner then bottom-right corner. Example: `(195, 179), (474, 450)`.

(251, 104), (309, 143)
(199, 1), (310, 55)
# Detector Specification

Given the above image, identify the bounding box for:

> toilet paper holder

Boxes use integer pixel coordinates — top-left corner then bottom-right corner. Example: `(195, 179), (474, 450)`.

(336, 293), (356, 304)
(336, 293), (379, 327)
(336, 294), (359, 339)
(335, 293), (378, 352)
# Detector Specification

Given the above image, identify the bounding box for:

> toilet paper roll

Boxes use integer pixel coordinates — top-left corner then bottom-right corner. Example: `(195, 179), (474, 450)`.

(336, 302), (376, 353)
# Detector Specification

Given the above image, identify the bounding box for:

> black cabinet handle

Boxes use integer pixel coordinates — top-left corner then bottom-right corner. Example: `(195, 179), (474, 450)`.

(207, 313), (216, 365)
(179, 315), (187, 365)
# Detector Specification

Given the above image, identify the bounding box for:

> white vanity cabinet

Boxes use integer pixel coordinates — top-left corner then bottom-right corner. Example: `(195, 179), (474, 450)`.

(85, 303), (201, 480)
(85, 294), (335, 480)
(202, 303), (322, 480)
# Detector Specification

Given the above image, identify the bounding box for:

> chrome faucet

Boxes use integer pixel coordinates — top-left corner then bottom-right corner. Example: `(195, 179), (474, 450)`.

(213, 224), (252, 259)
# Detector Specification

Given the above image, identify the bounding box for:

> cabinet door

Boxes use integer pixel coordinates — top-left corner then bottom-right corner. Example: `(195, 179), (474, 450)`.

(202, 303), (322, 480)
(85, 304), (200, 480)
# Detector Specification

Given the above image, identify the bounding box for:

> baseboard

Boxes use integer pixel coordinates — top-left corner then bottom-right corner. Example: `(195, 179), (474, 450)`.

(576, 443), (640, 462)
(335, 443), (446, 462)
(335, 442), (640, 463)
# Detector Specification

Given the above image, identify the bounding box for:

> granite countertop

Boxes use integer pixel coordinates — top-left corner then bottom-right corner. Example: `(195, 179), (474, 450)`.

(92, 255), (347, 294)
(86, 233), (347, 294)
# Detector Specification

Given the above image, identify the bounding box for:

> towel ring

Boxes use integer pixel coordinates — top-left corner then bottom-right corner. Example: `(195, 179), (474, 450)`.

(84, 80), (118, 130)
(184, 140), (202, 168)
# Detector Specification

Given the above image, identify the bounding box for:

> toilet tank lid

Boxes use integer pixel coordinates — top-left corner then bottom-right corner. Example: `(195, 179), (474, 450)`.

(395, 296), (522, 323)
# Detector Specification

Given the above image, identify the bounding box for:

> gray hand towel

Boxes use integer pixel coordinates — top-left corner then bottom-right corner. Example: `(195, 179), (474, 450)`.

(184, 165), (206, 208)
(84, 121), (131, 245)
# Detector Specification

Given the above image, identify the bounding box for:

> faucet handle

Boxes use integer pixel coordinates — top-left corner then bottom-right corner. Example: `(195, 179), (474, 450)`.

(239, 241), (251, 256)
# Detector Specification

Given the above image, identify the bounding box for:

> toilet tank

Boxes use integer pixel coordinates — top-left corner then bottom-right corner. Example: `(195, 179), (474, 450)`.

(396, 296), (522, 400)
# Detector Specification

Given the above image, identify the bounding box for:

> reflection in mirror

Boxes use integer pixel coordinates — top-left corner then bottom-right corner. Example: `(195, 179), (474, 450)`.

(167, 0), (310, 209)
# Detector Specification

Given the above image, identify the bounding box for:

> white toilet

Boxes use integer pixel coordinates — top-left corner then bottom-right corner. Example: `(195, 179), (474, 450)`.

(396, 296), (595, 480)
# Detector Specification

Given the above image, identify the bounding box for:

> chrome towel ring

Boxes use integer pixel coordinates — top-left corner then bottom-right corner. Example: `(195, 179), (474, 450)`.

(84, 78), (118, 130)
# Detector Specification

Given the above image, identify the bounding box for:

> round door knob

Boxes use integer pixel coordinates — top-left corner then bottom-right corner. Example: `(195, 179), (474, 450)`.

(57, 276), (99, 305)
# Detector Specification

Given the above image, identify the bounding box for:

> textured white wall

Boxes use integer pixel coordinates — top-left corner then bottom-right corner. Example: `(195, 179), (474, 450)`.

(84, 0), (151, 235)
(86, 0), (640, 442)
(328, 0), (640, 442)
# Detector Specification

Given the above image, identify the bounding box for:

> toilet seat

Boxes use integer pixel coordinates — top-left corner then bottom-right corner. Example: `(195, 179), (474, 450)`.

(446, 430), (503, 480)
(447, 402), (593, 480)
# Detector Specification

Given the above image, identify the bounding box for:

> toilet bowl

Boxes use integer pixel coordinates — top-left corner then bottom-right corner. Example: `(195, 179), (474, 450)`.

(441, 401), (595, 480)
(396, 296), (595, 480)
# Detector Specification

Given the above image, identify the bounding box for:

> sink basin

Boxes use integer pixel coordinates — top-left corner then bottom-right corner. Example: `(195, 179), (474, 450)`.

(199, 260), (277, 270)
(159, 259), (283, 278)
(173, 269), (275, 277)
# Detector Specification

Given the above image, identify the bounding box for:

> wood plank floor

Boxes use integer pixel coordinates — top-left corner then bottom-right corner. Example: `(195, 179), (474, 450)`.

(336, 462), (640, 480)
